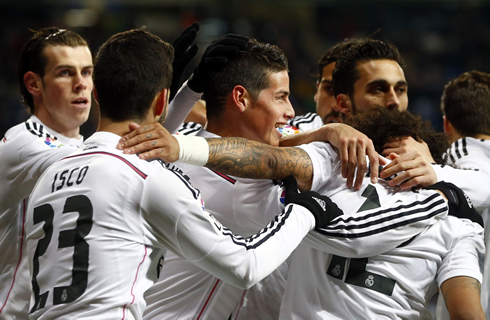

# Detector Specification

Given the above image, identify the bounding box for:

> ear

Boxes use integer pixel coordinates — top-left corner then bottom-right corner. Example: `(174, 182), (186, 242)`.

(443, 115), (451, 134)
(336, 94), (352, 115)
(231, 85), (250, 113)
(24, 71), (42, 96)
(155, 88), (168, 117)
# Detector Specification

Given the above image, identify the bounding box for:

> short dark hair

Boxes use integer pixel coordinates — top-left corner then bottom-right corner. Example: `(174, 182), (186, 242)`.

(18, 27), (88, 113)
(317, 38), (363, 83)
(441, 70), (490, 137)
(345, 106), (449, 165)
(93, 28), (174, 122)
(204, 38), (288, 119)
(333, 39), (405, 98)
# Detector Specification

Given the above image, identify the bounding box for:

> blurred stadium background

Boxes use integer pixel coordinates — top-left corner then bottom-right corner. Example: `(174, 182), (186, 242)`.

(1, 0), (490, 138)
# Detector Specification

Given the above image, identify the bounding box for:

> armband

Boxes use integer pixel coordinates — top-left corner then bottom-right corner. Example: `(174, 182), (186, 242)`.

(173, 134), (209, 166)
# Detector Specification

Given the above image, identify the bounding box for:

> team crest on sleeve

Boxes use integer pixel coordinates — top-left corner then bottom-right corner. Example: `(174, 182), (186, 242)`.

(277, 125), (299, 137)
(40, 136), (65, 148)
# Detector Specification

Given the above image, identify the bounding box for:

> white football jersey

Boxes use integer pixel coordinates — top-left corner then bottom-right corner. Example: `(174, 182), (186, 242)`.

(25, 131), (317, 320)
(145, 139), (450, 320)
(279, 141), (485, 319)
(0, 116), (82, 319)
(144, 130), (288, 320)
(436, 137), (490, 319)
(288, 112), (324, 132)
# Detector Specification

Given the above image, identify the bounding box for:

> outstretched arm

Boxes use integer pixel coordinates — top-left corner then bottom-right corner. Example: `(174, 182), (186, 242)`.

(118, 122), (314, 191)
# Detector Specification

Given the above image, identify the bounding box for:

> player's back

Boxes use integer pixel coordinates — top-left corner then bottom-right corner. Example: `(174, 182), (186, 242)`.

(280, 215), (484, 319)
(25, 132), (170, 319)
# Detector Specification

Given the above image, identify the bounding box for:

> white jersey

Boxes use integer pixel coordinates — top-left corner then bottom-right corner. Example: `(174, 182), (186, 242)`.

(435, 137), (490, 319)
(146, 140), (450, 320)
(24, 131), (317, 320)
(279, 141), (485, 319)
(288, 112), (324, 132)
(144, 129), (288, 320)
(0, 116), (82, 319)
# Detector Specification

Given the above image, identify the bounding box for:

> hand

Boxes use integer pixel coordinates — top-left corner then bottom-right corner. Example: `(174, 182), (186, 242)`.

(382, 136), (435, 163)
(170, 23), (200, 101)
(188, 34), (249, 93)
(425, 181), (483, 227)
(283, 176), (343, 230)
(380, 152), (437, 190)
(117, 122), (180, 163)
(322, 123), (383, 190)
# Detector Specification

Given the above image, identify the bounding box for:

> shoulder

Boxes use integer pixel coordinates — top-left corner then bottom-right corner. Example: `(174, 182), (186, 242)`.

(177, 122), (203, 136)
(289, 112), (323, 132)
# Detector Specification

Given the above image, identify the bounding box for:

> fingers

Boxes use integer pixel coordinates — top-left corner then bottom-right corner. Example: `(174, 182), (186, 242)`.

(366, 141), (379, 185)
(283, 176), (299, 204)
(117, 123), (167, 149)
(353, 144), (368, 190)
(345, 140), (357, 189)
(173, 22), (200, 49)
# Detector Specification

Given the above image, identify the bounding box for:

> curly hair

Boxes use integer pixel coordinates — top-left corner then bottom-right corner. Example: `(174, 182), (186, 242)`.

(345, 107), (449, 164)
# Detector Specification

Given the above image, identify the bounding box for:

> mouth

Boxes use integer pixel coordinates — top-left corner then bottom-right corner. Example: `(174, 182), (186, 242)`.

(275, 123), (286, 129)
(276, 124), (300, 136)
(72, 97), (89, 105)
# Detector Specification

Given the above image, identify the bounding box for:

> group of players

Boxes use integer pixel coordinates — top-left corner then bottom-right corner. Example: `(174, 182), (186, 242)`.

(0, 21), (489, 320)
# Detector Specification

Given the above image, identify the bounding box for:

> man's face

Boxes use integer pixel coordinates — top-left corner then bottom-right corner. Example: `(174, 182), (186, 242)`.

(37, 45), (93, 136)
(242, 70), (294, 146)
(349, 59), (408, 114)
(314, 62), (342, 123)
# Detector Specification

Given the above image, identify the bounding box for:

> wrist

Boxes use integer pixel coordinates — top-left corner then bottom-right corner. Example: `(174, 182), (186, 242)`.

(173, 134), (209, 166)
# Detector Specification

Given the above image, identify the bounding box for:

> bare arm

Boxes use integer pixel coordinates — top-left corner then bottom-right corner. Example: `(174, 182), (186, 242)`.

(440, 276), (485, 320)
(118, 122), (313, 191)
(206, 137), (313, 191)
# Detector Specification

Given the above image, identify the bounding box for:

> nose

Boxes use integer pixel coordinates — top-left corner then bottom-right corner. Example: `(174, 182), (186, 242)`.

(385, 88), (400, 110)
(284, 100), (295, 120)
(73, 73), (88, 92)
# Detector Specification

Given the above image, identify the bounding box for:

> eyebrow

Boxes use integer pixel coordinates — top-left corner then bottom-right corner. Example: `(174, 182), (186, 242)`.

(367, 79), (408, 87)
(321, 79), (333, 84)
(275, 90), (290, 95)
(54, 64), (94, 70)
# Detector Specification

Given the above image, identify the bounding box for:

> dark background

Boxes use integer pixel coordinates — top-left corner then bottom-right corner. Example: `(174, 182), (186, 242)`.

(2, 0), (490, 138)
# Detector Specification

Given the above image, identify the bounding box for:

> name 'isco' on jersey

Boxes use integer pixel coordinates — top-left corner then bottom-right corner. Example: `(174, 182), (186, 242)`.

(24, 131), (317, 320)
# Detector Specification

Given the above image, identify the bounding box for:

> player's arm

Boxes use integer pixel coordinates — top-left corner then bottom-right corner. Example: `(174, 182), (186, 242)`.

(280, 123), (382, 189)
(144, 171), (341, 289)
(117, 122), (379, 191)
(118, 122), (314, 191)
(440, 276), (485, 320)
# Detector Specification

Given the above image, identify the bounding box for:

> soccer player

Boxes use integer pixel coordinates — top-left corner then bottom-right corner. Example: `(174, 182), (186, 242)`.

(432, 71), (490, 319)
(23, 28), (344, 319)
(289, 39), (361, 130)
(0, 27), (93, 319)
(120, 107), (484, 318)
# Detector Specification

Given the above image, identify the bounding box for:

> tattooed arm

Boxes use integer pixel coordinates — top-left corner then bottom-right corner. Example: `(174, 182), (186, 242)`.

(118, 122), (314, 191)
(205, 137), (313, 191)
(440, 276), (484, 320)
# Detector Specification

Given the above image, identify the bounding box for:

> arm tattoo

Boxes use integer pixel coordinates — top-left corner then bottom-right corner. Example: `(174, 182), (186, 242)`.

(205, 137), (313, 189)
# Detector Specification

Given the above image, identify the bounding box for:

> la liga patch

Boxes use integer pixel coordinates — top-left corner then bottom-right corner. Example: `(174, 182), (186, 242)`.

(41, 137), (64, 148)
(277, 125), (300, 136)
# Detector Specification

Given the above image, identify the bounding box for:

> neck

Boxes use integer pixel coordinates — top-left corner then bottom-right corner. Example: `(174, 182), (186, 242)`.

(472, 133), (490, 141)
(35, 108), (80, 139)
(206, 117), (238, 138)
(97, 117), (142, 137)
